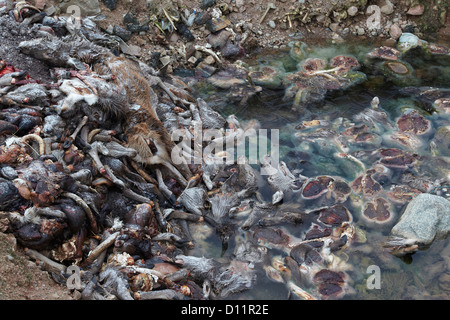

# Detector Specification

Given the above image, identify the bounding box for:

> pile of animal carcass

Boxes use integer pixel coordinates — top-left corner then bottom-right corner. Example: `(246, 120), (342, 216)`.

(0, 4), (266, 300)
(0, 4), (355, 300)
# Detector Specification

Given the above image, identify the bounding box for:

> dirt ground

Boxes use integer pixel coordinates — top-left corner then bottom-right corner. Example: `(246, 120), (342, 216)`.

(0, 0), (449, 300)
(0, 232), (73, 300)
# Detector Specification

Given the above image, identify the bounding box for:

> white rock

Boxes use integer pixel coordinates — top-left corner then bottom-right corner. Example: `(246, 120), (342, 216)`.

(397, 32), (420, 53)
(389, 193), (450, 247)
(188, 56), (198, 64)
(347, 6), (358, 17)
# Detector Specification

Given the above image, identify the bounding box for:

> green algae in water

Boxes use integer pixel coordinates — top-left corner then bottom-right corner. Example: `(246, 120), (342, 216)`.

(186, 39), (450, 300)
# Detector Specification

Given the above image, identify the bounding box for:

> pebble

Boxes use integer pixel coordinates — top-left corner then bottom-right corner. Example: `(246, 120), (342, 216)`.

(201, 0), (216, 10)
(381, 2), (394, 15)
(389, 23), (402, 40)
(204, 55), (216, 65)
(384, 38), (397, 47)
(206, 17), (231, 33)
(347, 6), (358, 17)
(235, 0), (245, 8)
(102, 0), (118, 11)
(268, 20), (276, 29)
(207, 30), (231, 49)
(72, 290), (82, 300)
(221, 41), (243, 58)
(194, 12), (212, 26)
(331, 32), (344, 43)
(407, 5), (425, 16)
(356, 26), (365, 36)
(113, 25), (132, 42)
(122, 44), (141, 56)
(160, 56), (171, 67)
(329, 23), (339, 33)
(187, 56), (197, 65)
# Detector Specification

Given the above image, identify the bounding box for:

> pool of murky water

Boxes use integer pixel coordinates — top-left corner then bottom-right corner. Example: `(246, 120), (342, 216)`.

(182, 38), (450, 300)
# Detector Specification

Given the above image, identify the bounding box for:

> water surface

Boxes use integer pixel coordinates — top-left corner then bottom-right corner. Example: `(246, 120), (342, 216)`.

(186, 39), (450, 300)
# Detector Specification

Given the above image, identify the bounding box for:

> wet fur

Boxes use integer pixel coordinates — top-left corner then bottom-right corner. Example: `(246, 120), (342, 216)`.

(93, 55), (192, 179)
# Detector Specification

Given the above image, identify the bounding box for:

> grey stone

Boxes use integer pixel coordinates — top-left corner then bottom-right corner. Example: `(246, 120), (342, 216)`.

(201, 0), (216, 10)
(119, 43), (142, 56)
(113, 25), (132, 42)
(194, 11), (212, 26)
(221, 41), (243, 58)
(207, 30), (231, 49)
(102, 0), (118, 11)
(390, 193), (450, 247)
(206, 17), (231, 33)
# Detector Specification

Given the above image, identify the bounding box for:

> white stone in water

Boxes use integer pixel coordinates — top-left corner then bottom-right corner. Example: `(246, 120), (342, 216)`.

(397, 32), (420, 53)
(390, 193), (450, 247)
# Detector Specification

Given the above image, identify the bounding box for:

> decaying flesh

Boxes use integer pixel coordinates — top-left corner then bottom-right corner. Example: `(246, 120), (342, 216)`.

(5, 12), (431, 301)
